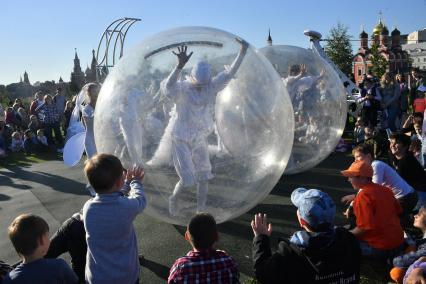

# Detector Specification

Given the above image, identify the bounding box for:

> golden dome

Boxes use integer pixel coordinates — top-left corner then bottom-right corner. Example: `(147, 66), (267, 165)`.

(373, 19), (386, 36)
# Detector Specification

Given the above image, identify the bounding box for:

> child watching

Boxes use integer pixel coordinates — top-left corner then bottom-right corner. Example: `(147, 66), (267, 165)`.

(36, 129), (48, 146)
(83, 154), (146, 284)
(410, 139), (424, 166)
(23, 130), (40, 155)
(28, 114), (41, 134)
(390, 206), (426, 283)
(341, 160), (405, 259)
(10, 131), (23, 152)
(168, 213), (239, 283)
(3, 214), (78, 283)
(353, 117), (365, 145)
(251, 188), (360, 284)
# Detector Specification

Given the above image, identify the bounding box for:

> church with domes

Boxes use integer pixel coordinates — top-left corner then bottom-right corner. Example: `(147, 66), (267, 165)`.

(353, 18), (410, 84)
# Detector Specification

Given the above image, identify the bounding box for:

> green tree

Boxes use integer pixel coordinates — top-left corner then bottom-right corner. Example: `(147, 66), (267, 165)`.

(324, 22), (353, 75)
(369, 43), (388, 78)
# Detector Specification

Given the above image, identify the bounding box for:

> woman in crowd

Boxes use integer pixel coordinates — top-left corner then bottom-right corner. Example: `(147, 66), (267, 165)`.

(380, 72), (401, 131)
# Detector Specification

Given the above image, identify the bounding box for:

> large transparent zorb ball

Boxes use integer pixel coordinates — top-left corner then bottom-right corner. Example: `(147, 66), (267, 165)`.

(94, 27), (294, 225)
(260, 45), (346, 175)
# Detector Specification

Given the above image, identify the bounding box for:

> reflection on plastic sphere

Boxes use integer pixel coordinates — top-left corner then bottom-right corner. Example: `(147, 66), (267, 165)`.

(94, 27), (294, 225)
(260, 45), (346, 175)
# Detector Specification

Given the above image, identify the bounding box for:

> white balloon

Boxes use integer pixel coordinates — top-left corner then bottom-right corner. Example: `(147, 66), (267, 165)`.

(94, 27), (294, 225)
(260, 45), (346, 175)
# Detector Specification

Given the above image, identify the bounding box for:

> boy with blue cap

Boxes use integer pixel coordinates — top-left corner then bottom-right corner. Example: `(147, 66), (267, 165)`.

(251, 188), (360, 284)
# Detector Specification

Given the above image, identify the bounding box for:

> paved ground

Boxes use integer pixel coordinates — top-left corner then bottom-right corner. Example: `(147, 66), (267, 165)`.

(0, 152), (354, 283)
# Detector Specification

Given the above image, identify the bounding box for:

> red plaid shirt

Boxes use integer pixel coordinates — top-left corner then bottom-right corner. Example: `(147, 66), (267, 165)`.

(168, 249), (239, 284)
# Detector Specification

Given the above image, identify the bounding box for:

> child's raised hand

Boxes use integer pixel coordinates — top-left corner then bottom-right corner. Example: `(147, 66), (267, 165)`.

(125, 165), (145, 182)
(131, 165), (145, 182)
(251, 213), (272, 237)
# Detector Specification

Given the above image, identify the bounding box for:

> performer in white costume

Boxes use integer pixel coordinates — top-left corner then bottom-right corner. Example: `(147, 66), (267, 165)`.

(82, 83), (100, 159)
(161, 38), (248, 215)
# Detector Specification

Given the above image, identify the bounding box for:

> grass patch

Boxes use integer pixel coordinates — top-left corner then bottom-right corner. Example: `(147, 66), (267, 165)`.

(0, 151), (61, 168)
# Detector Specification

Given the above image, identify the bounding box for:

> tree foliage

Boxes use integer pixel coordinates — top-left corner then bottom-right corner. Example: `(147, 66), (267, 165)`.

(324, 22), (353, 75)
(369, 43), (388, 79)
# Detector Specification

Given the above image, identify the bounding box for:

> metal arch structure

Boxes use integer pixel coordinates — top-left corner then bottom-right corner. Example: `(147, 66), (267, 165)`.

(96, 17), (141, 74)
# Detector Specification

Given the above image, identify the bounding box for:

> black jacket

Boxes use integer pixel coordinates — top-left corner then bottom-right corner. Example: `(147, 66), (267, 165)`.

(252, 227), (361, 284)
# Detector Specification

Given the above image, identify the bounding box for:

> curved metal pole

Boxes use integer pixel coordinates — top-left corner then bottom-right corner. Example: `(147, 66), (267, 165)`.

(104, 18), (128, 67)
(112, 19), (134, 65)
(120, 19), (140, 59)
(96, 18), (124, 66)
(95, 17), (141, 79)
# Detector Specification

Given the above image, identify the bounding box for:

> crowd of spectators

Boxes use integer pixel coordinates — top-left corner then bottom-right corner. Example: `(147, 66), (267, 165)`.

(0, 88), (75, 157)
(1, 142), (426, 283)
(1, 69), (426, 283)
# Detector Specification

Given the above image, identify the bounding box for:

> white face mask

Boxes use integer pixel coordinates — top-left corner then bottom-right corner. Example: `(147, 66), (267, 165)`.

(191, 62), (211, 85)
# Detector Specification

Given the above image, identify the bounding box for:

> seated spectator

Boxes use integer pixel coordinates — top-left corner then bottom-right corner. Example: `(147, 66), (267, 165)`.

(412, 122), (423, 140)
(389, 133), (426, 210)
(342, 144), (417, 227)
(36, 129), (48, 147)
(341, 160), (405, 260)
(28, 114), (42, 134)
(45, 212), (86, 284)
(23, 129), (40, 155)
(83, 154), (146, 284)
(390, 206), (426, 283)
(402, 112), (424, 135)
(10, 131), (24, 152)
(354, 117), (365, 145)
(16, 107), (29, 130)
(403, 256), (426, 284)
(3, 214), (78, 283)
(168, 213), (239, 284)
(410, 139), (424, 166)
(364, 126), (382, 158)
(251, 188), (360, 284)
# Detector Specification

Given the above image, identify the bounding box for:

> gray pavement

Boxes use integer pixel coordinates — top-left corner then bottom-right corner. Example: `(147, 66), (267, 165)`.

(0, 152), (354, 283)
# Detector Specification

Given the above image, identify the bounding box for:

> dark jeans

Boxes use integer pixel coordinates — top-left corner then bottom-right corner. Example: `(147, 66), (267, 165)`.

(358, 240), (405, 263)
(361, 106), (378, 128)
(43, 121), (63, 146)
(45, 213), (86, 283)
(398, 191), (419, 229)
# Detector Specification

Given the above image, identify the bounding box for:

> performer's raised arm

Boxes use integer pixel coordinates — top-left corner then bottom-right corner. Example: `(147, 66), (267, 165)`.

(161, 45), (193, 96)
(211, 38), (248, 91)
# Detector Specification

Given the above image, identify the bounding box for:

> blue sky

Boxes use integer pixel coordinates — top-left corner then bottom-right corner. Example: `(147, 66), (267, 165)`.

(2, 0), (425, 85)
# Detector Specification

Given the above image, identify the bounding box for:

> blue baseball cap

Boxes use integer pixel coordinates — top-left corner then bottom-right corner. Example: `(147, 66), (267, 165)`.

(291, 188), (336, 229)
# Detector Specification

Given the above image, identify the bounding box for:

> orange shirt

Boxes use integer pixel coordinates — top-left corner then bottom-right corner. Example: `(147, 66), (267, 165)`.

(413, 98), (426, 113)
(353, 183), (404, 250)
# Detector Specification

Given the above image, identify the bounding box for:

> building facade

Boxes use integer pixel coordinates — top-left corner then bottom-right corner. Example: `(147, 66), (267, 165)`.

(352, 19), (410, 84)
